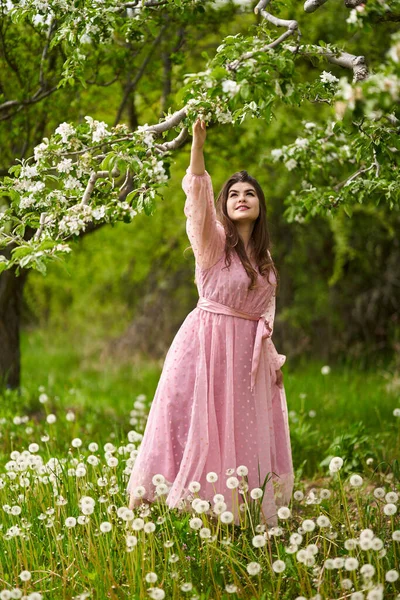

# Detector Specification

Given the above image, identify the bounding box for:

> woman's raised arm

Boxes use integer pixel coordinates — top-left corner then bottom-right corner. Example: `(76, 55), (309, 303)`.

(182, 119), (225, 270)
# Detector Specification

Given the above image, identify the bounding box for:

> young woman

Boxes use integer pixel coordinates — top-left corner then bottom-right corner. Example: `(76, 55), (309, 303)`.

(126, 118), (294, 526)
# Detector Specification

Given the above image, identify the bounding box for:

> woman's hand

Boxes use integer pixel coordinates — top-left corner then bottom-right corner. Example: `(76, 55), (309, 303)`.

(192, 117), (206, 149)
(276, 368), (284, 388)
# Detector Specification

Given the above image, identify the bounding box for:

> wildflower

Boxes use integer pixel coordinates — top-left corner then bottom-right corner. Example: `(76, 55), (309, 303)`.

(206, 471), (218, 483)
(88, 442), (98, 452)
(360, 564), (375, 578)
(333, 557), (345, 568)
(324, 559), (335, 569)
(19, 571), (31, 582)
(392, 530), (400, 541)
(236, 465), (248, 476)
(220, 511), (234, 524)
(180, 583), (192, 592)
(144, 522), (156, 534)
(329, 456), (343, 472)
(250, 487), (263, 499)
(349, 474), (363, 487)
(151, 474), (165, 486)
(199, 527), (211, 539)
(373, 487), (385, 499)
(293, 490), (304, 501)
(393, 408), (400, 417)
(65, 517), (77, 528)
(71, 438), (82, 448)
(188, 481), (201, 493)
(344, 538), (358, 550)
(131, 518), (145, 531)
(385, 491), (398, 503)
(252, 535), (266, 548)
(277, 506), (291, 519)
(147, 589), (165, 600)
(66, 411), (75, 422)
(383, 503), (397, 516)
(226, 476), (239, 489)
(28, 443), (39, 453)
(246, 561), (261, 575)
(320, 71), (339, 84)
(99, 521), (112, 533)
(371, 537), (383, 550)
(290, 533), (303, 545)
(342, 578), (353, 590)
(126, 535), (138, 547)
(132, 485), (146, 498)
(272, 560), (286, 573)
(225, 584), (237, 593)
(189, 517), (202, 530)
(46, 414), (56, 424)
(317, 515), (330, 527)
(306, 544), (318, 555)
(385, 569), (399, 582)
(301, 519), (316, 532)
(345, 557), (359, 571)
(145, 573), (158, 583)
(321, 365), (331, 374)
(366, 585), (384, 600)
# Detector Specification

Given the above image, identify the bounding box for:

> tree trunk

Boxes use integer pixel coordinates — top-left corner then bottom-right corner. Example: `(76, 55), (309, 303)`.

(0, 243), (28, 391)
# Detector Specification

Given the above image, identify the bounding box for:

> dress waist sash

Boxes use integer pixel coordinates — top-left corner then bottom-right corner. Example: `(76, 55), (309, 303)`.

(196, 296), (273, 392)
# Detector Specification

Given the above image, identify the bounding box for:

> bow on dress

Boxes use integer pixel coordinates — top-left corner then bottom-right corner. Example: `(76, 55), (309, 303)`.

(196, 296), (280, 392)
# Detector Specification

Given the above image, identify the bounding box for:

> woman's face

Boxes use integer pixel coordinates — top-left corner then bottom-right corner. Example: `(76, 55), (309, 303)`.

(226, 181), (260, 223)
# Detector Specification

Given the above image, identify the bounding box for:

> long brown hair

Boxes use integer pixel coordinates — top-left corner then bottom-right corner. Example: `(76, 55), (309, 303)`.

(184, 170), (279, 292)
(216, 170), (278, 292)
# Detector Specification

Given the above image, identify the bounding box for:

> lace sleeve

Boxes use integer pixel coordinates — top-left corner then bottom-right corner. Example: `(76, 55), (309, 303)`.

(262, 262), (286, 371)
(182, 168), (225, 270)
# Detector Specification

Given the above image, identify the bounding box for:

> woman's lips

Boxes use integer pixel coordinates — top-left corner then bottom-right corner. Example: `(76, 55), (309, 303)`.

(236, 206), (249, 211)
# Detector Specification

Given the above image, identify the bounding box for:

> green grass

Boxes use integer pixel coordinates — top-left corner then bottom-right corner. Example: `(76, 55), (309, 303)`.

(0, 327), (398, 599)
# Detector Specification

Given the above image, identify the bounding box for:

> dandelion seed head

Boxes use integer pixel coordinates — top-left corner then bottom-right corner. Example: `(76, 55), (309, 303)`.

(360, 564), (375, 578)
(226, 476), (239, 489)
(189, 517), (202, 530)
(188, 481), (201, 493)
(385, 569), (399, 582)
(293, 490), (304, 501)
(236, 465), (248, 476)
(349, 474), (363, 487)
(345, 557), (359, 571)
(272, 559), (286, 573)
(383, 503), (397, 516)
(329, 456), (343, 472)
(373, 487), (385, 499)
(199, 527), (211, 539)
(277, 506), (291, 519)
(252, 534), (266, 548)
(246, 561), (261, 575)
(301, 519), (316, 532)
(250, 487), (263, 499)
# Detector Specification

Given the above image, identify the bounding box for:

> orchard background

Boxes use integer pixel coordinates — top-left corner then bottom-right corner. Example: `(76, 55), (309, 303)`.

(0, 0), (399, 598)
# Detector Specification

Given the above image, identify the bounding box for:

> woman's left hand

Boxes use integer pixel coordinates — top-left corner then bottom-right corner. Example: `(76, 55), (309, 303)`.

(275, 368), (284, 388)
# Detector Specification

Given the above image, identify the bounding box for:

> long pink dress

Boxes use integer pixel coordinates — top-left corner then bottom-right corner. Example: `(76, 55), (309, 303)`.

(126, 168), (294, 526)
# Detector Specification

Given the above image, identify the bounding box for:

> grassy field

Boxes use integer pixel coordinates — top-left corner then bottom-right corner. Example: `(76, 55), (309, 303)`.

(0, 327), (398, 599)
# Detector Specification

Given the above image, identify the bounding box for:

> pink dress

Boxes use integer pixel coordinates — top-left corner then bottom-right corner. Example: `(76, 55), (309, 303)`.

(126, 168), (294, 526)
